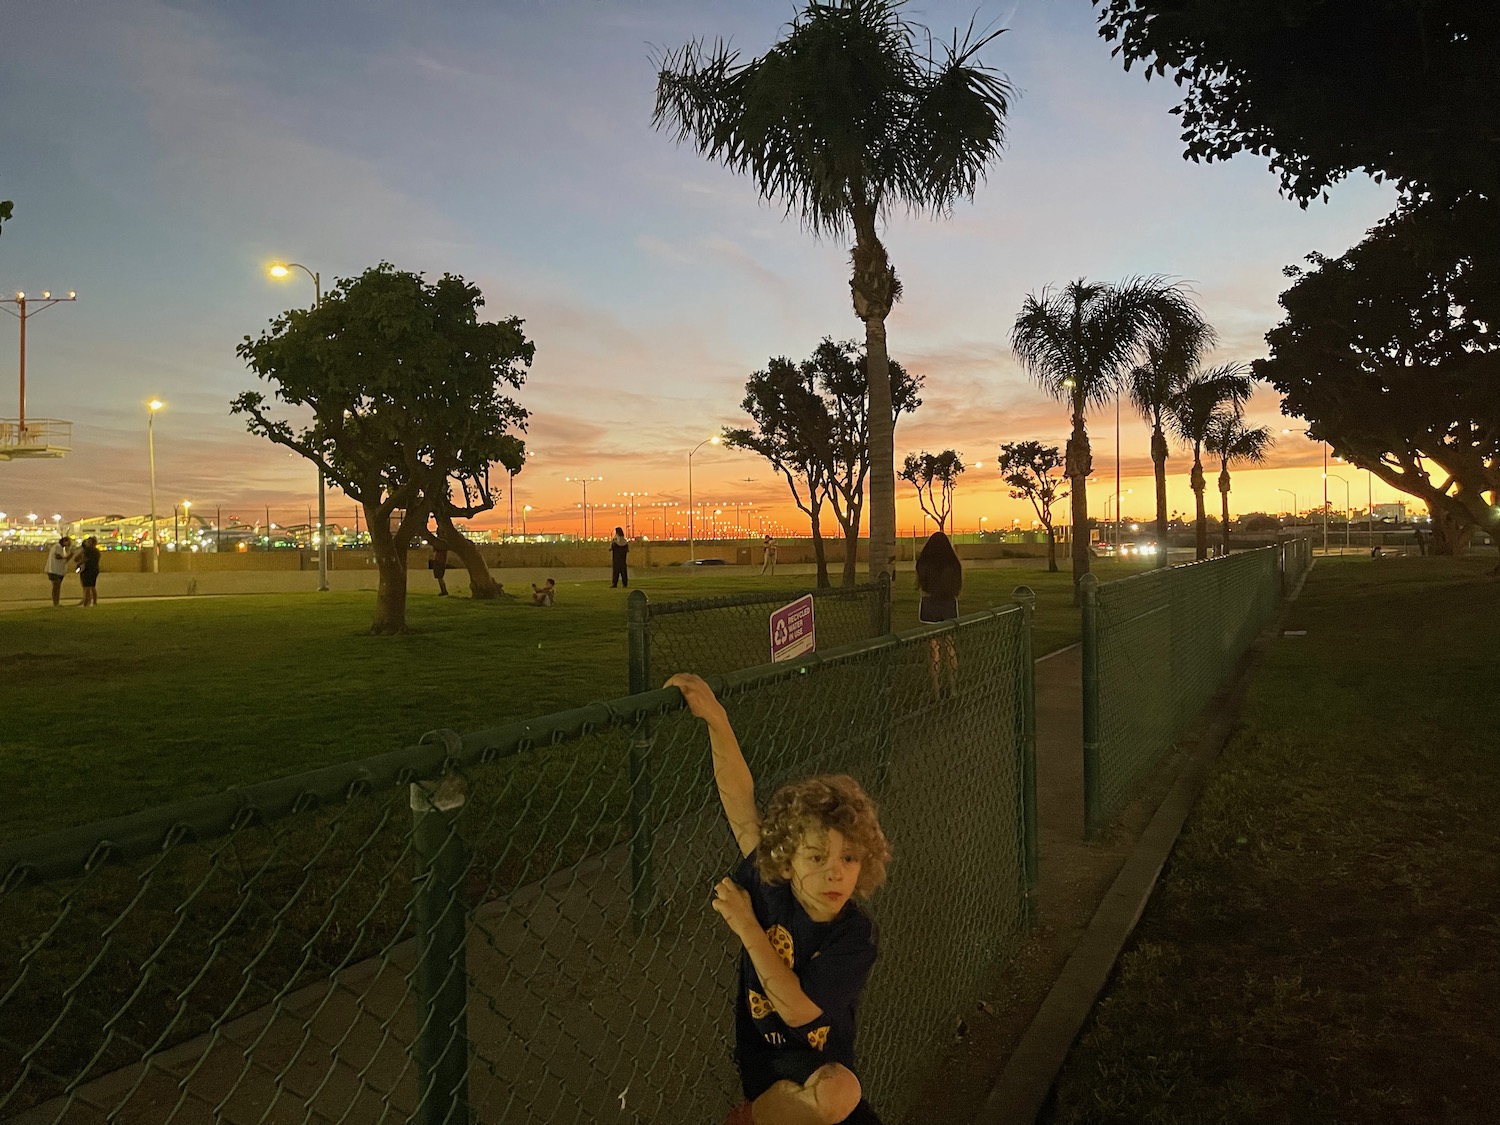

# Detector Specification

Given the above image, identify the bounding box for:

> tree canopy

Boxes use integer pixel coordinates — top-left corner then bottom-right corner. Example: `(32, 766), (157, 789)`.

(1254, 197), (1500, 561)
(899, 450), (964, 532)
(997, 440), (1068, 571)
(234, 263), (534, 631)
(1093, 0), (1500, 203)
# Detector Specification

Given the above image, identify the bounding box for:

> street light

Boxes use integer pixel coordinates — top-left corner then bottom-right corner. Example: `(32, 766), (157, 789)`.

(687, 435), (721, 562)
(618, 490), (648, 537)
(1105, 488), (1133, 549)
(1276, 487), (1297, 523)
(564, 475), (603, 541)
(269, 261), (329, 591)
(522, 504), (532, 537)
(147, 399), (163, 572)
(1284, 427), (1329, 555)
(1328, 474), (1351, 552)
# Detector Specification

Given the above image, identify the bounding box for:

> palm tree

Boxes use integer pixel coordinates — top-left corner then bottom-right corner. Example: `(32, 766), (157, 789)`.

(654, 0), (1011, 582)
(1207, 413), (1275, 555)
(1127, 321), (1214, 567)
(1011, 277), (1203, 598)
(1168, 364), (1254, 560)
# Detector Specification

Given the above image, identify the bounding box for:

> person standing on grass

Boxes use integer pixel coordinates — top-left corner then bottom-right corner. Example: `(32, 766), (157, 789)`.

(668, 671), (891, 1125)
(428, 539), (450, 596)
(610, 526), (631, 588)
(760, 535), (778, 576)
(915, 531), (962, 694)
(76, 536), (102, 607)
(44, 534), (73, 606)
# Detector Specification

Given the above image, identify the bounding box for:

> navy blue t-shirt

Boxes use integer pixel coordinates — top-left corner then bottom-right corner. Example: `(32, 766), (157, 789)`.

(730, 853), (878, 1098)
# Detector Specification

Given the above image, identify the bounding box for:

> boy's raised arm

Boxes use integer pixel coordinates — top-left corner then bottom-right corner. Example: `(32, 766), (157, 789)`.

(666, 673), (761, 857)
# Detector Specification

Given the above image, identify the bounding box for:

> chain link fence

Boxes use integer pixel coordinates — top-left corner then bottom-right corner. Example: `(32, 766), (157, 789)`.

(1280, 536), (1313, 594)
(2, 593), (1035, 1125)
(1079, 546), (1291, 837)
(627, 579), (891, 688)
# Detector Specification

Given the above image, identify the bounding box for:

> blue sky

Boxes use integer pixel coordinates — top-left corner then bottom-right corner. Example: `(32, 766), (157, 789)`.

(0, 0), (1399, 534)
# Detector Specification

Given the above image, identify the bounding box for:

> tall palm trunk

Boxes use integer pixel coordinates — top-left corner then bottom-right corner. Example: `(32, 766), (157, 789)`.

(1065, 397), (1093, 602)
(851, 208), (899, 583)
(1190, 442), (1208, 560)
(1151, 423), (1170, 568)
(1218, 464), (1232, 555)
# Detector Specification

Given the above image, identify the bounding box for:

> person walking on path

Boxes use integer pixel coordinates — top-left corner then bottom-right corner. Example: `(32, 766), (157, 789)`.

(428, 539), (449, 596)
(760, 535), (778, 575)
(76, 536), (102, 607)
(610, 527), (631, 588)
(44, 534), (73, 606)
(915, 531), (963, 694)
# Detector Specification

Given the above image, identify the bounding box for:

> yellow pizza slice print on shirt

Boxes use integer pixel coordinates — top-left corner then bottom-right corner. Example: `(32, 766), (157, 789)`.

(806, 1025), (830, 1051)
(766, 924), (795, 969)
(747, 989), (775, 1019)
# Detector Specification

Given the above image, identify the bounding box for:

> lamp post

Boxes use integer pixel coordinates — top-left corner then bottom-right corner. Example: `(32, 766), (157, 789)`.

(687, 435), (721, 562)
(618, 491), (648, 537)
(1276, 488), (1297, 525)
(269, 262), (329, 591)
(521, 505), (531, 537)
(1328, 475), (1350, 552)
(3, 289), (78, 433)
(1283, 427), (1328, 554)
(564, 476), (602, 542)
(147, 399), (163, 572)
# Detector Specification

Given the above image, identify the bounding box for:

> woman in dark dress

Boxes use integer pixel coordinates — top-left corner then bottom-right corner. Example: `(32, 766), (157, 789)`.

(610, 527), (630, 588)
(77, 536), (102, 607)
(915, 531), (962, 693)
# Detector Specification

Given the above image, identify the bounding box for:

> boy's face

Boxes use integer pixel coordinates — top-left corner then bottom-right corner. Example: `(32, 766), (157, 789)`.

(785, 827), (862, 923)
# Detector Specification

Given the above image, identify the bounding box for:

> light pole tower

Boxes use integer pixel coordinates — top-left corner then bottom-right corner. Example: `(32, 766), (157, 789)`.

(269, 262), (329, 591)
(565, 475), (603, 541)
(687, 435), (721, 561)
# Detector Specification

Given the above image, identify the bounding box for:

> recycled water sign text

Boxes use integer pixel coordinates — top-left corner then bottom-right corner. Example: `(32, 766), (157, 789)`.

(769, 595), (816, 662)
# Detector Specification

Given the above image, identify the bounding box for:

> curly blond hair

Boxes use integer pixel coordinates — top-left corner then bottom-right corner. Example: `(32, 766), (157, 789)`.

(756, 774), (891, 898)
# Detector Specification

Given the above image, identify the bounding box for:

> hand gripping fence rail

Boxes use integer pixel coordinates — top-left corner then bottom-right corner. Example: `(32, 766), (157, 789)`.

(1078, 544), (1305, 837)
(1, 590), (1038, 1125)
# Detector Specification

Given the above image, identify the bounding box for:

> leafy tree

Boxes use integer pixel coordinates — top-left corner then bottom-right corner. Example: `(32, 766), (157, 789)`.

(725, 340), (921, 587)
(1239, 512), (1281, 534)
(1168, 364), (1253, 560)
(654, 0), (1011, 582)
(1127, 319), (1214, 567)
(899, 450), (965, 532)
(723, 356), (837, 587)
(997, 440), (1069, 572)
(235, 263), (533, 633)
(1011, 276), (1204, 598)
(1093, 0), (1500, 203)
(1254, 196), (1500, 565)
(430, 430), (526, 595)
(1206, 413), (1274, 555)
(0, 198), (12, 237)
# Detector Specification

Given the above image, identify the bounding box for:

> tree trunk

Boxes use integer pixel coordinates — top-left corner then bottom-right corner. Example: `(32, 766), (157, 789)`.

(1191, 447), (1208, 560)
(1152, 424), (1170, 568)
(863, 313), (895, 583)
(1219, 466), (1232, 555)
(366, 500), (421, 634)
(810, 502), (831, 589)
(433, 509), (503, 598)
(1045, 522), (1058, 572)
(1065, 403), (1093, 603)
(838, 519), (860, 587)
(1427, 504), (1474, 555)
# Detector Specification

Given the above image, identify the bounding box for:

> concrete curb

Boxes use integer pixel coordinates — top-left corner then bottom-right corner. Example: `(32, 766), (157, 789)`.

(970, 562), (1313, 1125)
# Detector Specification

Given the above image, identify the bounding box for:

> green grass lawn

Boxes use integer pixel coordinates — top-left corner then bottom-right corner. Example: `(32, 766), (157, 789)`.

(0, 558), (1149, 842)
(1051, 554), (1500, 1124)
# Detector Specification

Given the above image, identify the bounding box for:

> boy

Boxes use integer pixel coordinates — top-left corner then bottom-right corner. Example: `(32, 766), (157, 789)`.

(44, 534), (72, 606)
(530, 578), (556, 606)
(668, 673), (890, 1125)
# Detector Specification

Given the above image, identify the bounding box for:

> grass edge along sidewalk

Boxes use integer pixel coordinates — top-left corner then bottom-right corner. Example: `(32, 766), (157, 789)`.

(2, 599), (1038, 1125)
(1045, 555), (1500, 1124)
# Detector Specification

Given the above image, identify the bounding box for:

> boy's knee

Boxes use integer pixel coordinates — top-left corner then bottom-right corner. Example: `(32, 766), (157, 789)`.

(806, 1063), (861, 1123)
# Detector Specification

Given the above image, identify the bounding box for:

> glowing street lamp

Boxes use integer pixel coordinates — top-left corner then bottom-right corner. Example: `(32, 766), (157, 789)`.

(522, 505), (532, 537)
(1327, 475), (1351, 552)
(147, 399), (164, 572)
(268, 262), (329, 591)
(564, 475), (603, 541)
(1276, 488), (1297, 522)
(688, 435), (721, 561)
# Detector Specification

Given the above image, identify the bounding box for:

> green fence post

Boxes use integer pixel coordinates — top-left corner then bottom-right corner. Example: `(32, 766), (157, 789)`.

(627, 590), (655, 933)
(1080, 574), (1102, 839)
(410, 770), (472, 1125)
(1011, 586), (1039, 920)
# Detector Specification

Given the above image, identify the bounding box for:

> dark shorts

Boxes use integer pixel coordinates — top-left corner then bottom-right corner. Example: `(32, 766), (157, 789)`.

(432, 565), (446, 579)
(80, 570), (99, 589)
(739, 1051), (883, 1124)
(47, 573), (65, 584)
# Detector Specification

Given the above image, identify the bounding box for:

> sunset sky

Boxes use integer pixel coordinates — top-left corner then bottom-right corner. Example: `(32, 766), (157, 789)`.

(0, 0), (1401, 537)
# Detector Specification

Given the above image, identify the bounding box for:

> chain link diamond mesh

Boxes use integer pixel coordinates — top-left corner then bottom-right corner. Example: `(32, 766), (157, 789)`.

(1082, 546), (1286, 835)
(3, 601), (1033, 1125)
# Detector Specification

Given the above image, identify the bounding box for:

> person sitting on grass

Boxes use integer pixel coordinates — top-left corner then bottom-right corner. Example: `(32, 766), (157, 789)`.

(668, 672), (891, 1125)
(530, 578), (556, 607)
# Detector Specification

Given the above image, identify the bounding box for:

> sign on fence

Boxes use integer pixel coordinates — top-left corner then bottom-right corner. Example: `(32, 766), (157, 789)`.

(769, 594), (816, 661)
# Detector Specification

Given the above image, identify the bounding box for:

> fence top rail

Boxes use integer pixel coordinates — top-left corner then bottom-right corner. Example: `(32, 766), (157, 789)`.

(2, 601), (1022, 889)
(643, 578), (887, 619)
